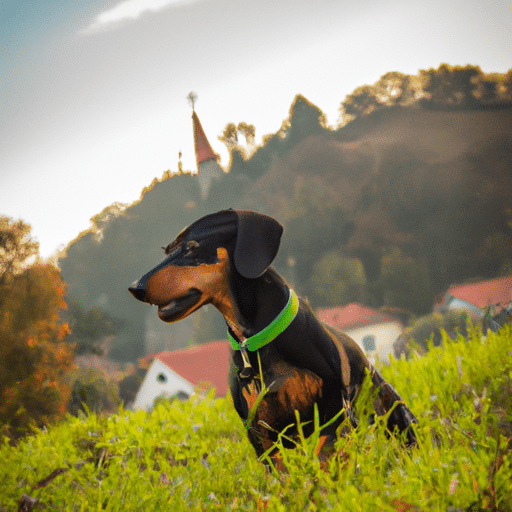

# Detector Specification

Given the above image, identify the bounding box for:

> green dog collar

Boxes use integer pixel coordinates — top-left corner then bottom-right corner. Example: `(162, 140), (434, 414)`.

(228, 289), (299, 352)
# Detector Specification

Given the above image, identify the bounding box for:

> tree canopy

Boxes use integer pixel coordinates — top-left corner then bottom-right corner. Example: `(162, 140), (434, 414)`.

(340, 64), (512, 124)
(1, 217), (74, 439)
(57, 64), (512, 360)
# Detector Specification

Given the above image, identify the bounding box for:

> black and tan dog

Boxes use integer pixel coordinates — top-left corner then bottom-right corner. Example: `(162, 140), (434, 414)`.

(129, 209), (417, 468)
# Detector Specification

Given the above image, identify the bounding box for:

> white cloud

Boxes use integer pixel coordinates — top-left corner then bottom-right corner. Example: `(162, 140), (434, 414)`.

(83, 0), (204, 34)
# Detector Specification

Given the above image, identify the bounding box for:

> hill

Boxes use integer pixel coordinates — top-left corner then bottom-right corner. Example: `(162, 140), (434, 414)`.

(2, 326), (512, 510)
(59, 86), (512, 361)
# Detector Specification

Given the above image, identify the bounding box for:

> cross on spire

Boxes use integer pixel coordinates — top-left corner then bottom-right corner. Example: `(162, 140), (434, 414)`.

(187, 91), (198, 111)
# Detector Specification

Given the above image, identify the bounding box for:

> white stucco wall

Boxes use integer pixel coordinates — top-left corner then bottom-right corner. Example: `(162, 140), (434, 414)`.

(132, 359), (195, 411)
(345, 322), (403, 364)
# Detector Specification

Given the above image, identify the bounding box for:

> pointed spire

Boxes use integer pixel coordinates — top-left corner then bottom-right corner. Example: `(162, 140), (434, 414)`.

(192, 110), (217, 169)
(188, 94), (224, 199)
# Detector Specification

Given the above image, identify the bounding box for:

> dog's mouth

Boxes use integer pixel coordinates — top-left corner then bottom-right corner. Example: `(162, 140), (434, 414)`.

(156, 288), (203, 323)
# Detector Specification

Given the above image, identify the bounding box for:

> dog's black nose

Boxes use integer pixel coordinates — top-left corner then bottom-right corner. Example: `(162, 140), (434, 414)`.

(129, 280), (148, 302)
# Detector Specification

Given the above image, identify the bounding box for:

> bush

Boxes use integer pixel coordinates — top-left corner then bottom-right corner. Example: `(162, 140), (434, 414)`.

(67, 369), (121, 417)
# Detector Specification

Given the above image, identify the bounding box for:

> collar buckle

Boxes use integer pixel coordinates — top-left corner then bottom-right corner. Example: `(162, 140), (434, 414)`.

(238, 344), (254, 379)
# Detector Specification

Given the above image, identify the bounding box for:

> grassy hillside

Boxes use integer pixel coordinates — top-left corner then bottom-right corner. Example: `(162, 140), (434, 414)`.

(2, 326), (512, 511)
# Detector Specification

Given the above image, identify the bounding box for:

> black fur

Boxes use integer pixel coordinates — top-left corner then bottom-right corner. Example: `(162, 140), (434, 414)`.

(129, 209), (417, 467)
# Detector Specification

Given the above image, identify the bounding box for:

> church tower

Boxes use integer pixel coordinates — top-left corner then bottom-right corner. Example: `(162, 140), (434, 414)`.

(191, 106), (224, 199)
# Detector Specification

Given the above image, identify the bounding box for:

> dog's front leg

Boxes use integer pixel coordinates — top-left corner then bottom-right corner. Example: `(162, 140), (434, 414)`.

(371, 369), (417, 446)
(241, 382), (286, 472)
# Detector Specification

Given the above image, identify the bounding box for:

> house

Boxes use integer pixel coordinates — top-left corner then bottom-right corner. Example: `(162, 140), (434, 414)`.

(132, 340), (231, 411)
(436, 275), (512, 317)
(316, 304), (403, 364)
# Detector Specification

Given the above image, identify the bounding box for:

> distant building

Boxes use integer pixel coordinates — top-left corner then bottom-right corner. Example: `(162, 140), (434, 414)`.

(435, 275), (512, 317)
(316, 304), (403, 364)
(132, 340), (231, 411)
(434, 275), (512, 333)
(192, 110), (224, 199)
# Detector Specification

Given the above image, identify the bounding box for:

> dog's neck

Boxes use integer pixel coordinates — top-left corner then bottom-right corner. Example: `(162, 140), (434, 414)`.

(222, 268), (290, 342)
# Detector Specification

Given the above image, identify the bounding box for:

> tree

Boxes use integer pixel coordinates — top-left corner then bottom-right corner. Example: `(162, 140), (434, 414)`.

(0, 217), (74, 439)
(340, 85), (381, 122)
(218, 122), (256, 158)
(310, 251), (366, 307)
(503, 69), (512, 100)
(64, 302), (123, 355)
(375, 247), (432, 316)
(0, 216), (39, 289)
(278, 179), (354, 297)
(374, 71), (415, 106)
(68, 368), (120, 416)
(419, 63), (481, 107)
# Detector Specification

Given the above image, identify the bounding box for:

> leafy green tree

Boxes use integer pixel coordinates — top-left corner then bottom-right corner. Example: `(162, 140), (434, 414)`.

(278, 179), (354, 296)
(375, 247), (432, 316)
(65, 302), (123, 355)
(68, 369), (120, 416)
(393, 310), (471, 357)
(218, 122), (256, 158)
(374, 71), (415, 106)
(218, 122), (239, 150)
(0, 217), (74, 439)
(340, 85), (381, 122)
(420, 63), (481, 107)
(284, 95), (327, 145)
(478, 232), (512, 276)
(60, 172), (202, 362)
(310, 251), (366, 307)
(0, 216), (39, 289)
(503, 69), (512, 100)
(474, 78), (498, 103)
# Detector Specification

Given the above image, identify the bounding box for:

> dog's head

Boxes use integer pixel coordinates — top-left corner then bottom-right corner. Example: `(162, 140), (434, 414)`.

(129, 209), (283, 323)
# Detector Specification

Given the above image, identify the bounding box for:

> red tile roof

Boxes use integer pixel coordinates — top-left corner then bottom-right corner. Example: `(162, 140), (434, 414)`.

(316, 303), (401, 331)
(445, 276), (512, 309)
(150, 340), (231, 396)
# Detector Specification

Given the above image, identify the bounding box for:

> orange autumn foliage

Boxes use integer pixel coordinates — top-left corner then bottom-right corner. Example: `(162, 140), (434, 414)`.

(0, 261), (75, 439)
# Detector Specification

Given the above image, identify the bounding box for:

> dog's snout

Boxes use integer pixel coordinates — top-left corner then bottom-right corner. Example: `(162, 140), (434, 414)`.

(129, 280), (148, 302)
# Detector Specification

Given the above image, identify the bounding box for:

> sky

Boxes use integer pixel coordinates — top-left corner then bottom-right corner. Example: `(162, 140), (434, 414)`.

(1, 0), (511, 258)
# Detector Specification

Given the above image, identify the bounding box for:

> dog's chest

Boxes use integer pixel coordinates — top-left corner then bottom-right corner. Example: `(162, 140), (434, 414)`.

(242, 362), (324, 433)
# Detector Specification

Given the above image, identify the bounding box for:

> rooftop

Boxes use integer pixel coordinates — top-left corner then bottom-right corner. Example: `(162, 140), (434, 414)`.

(444, 276), (512, 309)
(316, 303), (401, 332)
(144, 340), (231, 396)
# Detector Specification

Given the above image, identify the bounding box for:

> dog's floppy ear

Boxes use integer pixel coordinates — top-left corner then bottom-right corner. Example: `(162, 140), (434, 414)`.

(233, 210), (283, 279)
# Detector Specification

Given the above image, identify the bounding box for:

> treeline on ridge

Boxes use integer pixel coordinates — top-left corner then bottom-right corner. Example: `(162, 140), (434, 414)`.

(58, 63), (512, 362)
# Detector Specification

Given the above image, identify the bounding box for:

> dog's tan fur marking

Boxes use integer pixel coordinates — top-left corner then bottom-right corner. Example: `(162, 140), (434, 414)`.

(145, 247), (244, 326)
(325, 329), (352, 388)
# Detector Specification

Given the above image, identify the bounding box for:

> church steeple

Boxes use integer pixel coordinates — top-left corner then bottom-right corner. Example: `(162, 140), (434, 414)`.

(189, 92), (223, 199)
(192, 110), (217, 169)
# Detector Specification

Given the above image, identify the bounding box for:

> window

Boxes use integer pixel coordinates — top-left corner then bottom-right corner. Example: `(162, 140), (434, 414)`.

(362, 335), (376, 352)
(156, 372), (168, 384)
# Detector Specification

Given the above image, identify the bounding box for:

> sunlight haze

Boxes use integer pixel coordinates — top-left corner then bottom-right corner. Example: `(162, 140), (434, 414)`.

(1, 0), (511, 257)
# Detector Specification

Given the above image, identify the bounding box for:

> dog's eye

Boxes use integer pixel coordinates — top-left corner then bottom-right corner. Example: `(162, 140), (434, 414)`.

(184, 240), (199, 254)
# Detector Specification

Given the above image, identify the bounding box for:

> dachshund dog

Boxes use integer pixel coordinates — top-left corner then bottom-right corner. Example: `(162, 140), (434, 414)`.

(129, 209), (417, 468)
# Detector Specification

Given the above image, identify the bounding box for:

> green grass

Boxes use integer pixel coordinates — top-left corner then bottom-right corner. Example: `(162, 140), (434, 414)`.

(2, 326), (512, 511)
